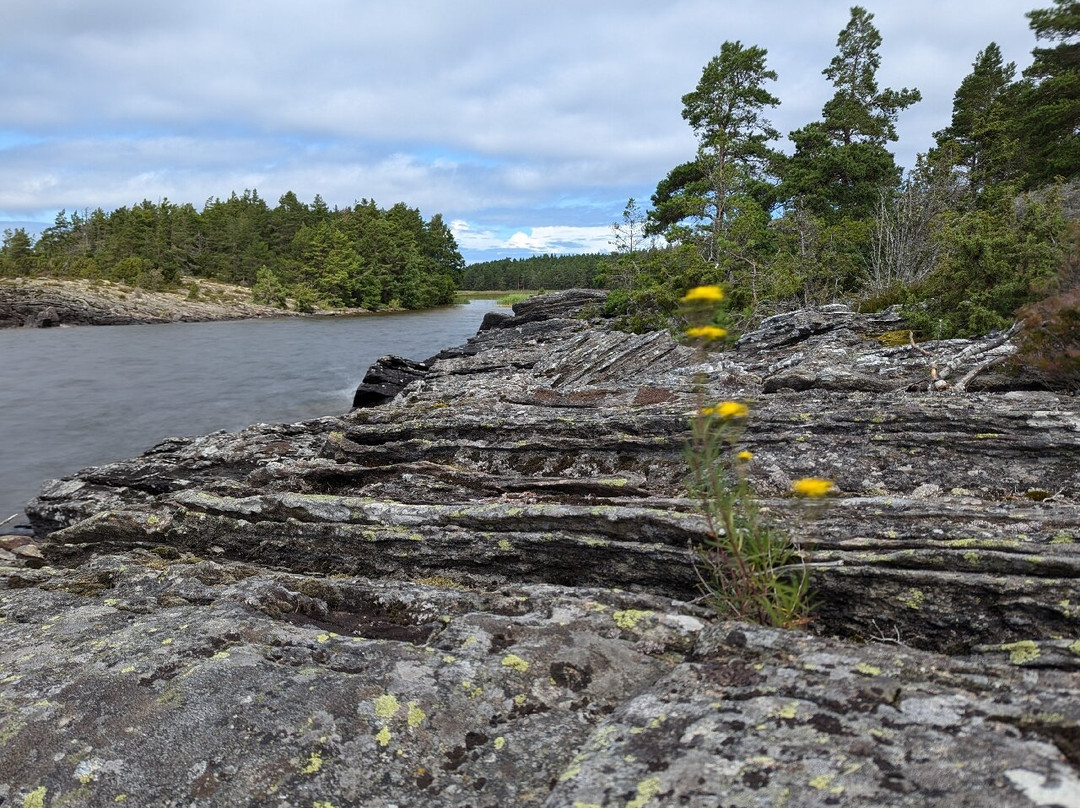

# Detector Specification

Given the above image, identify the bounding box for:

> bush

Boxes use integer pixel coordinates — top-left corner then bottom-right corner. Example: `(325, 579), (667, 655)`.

(1013, 287), (1080, 392)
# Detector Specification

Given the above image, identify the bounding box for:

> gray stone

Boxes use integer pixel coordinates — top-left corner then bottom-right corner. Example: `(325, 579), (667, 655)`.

(4, 290), (1079, 805)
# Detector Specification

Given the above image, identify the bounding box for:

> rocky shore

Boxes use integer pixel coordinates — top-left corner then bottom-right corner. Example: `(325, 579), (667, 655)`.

(2, 290), (1078, 806)
(0, 277), (307, 328)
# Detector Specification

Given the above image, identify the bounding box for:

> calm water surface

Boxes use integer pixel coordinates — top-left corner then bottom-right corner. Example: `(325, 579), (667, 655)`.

(0, 300), (502, 525)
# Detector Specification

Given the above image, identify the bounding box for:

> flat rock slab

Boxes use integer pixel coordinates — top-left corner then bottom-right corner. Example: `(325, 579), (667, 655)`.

(2, 555), (1079, 806)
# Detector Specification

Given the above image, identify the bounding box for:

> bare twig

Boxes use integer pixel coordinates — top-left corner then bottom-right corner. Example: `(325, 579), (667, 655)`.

(0, 513), (19, 530)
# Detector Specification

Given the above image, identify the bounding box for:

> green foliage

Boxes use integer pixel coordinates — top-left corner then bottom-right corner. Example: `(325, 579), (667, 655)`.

(461, 253), (606, 291)
(688, 409), (811, 628)
(932, 43), (1018, 197)
(0, 192), (463, 311)
(251, 266), (288, 307)
(628, 2), (1076, 340)
(1015, 0), (1080, 187)
(782, 7), (920, 223)
(0, 228), (36, 277)
(495, 292), (533, 306)
(904, 185), (1070, 337)
(648, 40), (782, 261)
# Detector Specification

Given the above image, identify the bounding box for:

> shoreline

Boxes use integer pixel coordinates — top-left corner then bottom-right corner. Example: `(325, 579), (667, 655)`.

(0, 276), (377, 329)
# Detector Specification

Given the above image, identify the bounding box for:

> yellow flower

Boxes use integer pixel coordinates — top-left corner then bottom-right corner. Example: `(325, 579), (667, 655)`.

(685, 325), (728, 341)
(710, 401), (748, 419)
(680, 285), (725, 304)
(736, 450), (754, 461)
(792, 478), (835, 498)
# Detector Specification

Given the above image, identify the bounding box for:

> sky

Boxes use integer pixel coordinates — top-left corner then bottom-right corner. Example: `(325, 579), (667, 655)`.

(0, 1), (1040, 264)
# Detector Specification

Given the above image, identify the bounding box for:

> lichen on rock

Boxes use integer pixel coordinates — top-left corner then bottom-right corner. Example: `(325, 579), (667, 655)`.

(2, 289), (1079, 805)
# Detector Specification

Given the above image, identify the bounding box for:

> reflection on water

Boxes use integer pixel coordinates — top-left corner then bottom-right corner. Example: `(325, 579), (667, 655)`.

(0, 300), (501, 524)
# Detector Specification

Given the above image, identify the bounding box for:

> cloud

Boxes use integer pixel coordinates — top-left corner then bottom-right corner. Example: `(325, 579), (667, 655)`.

(451, 220), (613, 258)
(0, 0), (1044, 255)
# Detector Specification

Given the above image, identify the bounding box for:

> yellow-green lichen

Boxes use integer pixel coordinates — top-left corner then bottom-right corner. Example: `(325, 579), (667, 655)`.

(406, 702), (426, 728)
(613, 609), (654, 630)
(301, 751), (324, 774)
(854, 663), (882, 676)
(558, 753), (587, 782)
(497, 538), (513, 551)
(501, 653), (530, 673)
(375, 726), (391, 747)
(313, 802), (336, 808)
(898, 589), (925, 610)
(809, 773), (835, 790)
(1068, 640), (1080, 656)
(776, 702), (799, 720)
(374, 694), (401, 719)
(316, 634), (331, 644)
(1001, 640), (1041, 665)
(23, 787), (47, 808)
(1059, 600), (1080, 619)
(626, 776), (663, 808)
(494, 736), (506, 750)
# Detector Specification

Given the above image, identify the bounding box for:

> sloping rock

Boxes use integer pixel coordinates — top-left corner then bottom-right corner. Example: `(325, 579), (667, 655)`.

(0, 277), (301, 328)
(5, 291), (1080, 805)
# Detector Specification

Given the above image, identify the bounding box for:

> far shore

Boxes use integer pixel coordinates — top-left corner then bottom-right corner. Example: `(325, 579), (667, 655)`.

(0, 277), (524, 329)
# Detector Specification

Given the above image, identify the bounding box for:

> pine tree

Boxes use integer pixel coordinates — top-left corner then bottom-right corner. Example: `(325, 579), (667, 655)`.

(1015, 0), (1080, 186)
(782, 6), (921, 222)
(647, 41), (781, 263)
(932, 43), (1018, 197)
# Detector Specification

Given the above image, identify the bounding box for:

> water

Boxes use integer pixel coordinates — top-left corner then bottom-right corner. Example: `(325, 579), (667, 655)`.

(0, 299), (503, 527)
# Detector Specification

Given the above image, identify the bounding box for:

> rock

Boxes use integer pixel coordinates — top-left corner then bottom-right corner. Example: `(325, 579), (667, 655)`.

(478, 310), (513, 331)
(352, 354), (431, 408)
(6, 291), (1080, 805)
(0, 277), (301, 329)
(11, 542), (45, 567)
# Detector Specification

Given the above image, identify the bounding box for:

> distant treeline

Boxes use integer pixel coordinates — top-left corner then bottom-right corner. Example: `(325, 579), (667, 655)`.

(461, 253), (608, 290)
(0, 191), (464, 311)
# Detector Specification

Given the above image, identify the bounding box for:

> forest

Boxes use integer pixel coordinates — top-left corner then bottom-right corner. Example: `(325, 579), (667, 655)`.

(460, 253), (606, 291)
(604, 1), (1078, 346)
(0, 192), (464, 311)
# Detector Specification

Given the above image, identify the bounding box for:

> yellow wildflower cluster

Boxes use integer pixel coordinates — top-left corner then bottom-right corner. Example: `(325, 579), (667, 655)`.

(792, 478), (835, 498)
(685, 325), (728, 341)
(702, 400), (748, 419)
(680, 285), (725, 304)
(736, 450), (754, 461)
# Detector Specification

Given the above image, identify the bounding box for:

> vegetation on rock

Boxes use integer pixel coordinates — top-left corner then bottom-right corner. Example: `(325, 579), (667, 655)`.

(604, 2), (1079, 361)
(1, 192), (464, 311)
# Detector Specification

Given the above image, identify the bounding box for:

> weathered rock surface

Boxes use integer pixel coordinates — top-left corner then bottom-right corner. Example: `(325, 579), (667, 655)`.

(0, 277), (302, 328)
(4, 288), (1079, 806)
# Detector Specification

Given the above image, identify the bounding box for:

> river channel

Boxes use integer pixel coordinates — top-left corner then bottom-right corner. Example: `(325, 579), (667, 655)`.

(0, 299), (503, 527)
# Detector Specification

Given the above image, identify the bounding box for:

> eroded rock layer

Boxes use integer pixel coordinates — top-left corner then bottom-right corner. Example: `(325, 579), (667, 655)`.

(3, 289), (1079, 806)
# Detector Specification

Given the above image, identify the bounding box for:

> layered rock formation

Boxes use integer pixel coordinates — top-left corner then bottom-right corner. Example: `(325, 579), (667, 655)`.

(3, 290), (1079, 806)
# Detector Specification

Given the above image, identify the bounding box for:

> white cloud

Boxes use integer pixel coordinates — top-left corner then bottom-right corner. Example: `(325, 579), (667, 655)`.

(453, 220), (613, 256)
(0, 0), (1045, 253)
